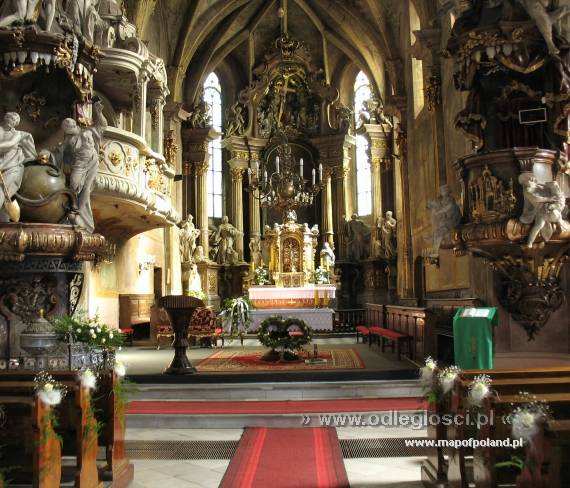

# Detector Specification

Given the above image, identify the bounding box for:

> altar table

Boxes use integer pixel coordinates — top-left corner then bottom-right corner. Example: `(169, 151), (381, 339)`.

(249, 308), (334, 332)
(248, 285), (336, 309)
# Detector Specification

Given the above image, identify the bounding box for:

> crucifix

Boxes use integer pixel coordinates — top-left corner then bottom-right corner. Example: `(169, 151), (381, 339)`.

(275, 76), (296, 126)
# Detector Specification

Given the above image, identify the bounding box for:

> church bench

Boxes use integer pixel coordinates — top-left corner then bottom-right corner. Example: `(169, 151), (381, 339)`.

(0, 373), (105, 488)
(355, 325), (371, 344)
(368, 326), (413, 361)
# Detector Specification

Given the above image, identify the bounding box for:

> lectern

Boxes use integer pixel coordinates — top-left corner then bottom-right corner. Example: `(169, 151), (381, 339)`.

(453, 307), (498, 370)
(159, 295), (204, 375)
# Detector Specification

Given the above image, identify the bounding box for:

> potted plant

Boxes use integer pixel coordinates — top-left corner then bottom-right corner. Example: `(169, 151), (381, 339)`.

(218, 297), (253, 345)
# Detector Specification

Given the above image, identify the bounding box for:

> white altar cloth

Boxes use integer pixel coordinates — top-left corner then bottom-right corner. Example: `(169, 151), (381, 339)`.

(249, 308), (334, 332)
(248, 285), (336, 301)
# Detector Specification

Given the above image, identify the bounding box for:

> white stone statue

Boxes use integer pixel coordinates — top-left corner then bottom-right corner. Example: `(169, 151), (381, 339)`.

(0, 112), (37, 222)
(427, 185), (462, 253)
(194, 245), (206, 263)
(519, 175), (569, 248)
(320, 242), (335, 274)
(66, 0), (108, 43)
(179, 214), (200, 263)
(249, 235), (263, 269)
(188, 263), (202, 293)
(55, 100), (107, 233)
(516, 0), (570, 56)
(212, 215), (241, 265)
(343, 213), (371, 262)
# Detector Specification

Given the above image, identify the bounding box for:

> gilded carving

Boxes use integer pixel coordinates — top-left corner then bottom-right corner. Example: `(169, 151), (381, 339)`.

(468, 165), (516, 223)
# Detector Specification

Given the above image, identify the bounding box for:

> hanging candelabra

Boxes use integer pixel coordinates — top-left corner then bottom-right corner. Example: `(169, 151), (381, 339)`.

(246, 133), (324, 214)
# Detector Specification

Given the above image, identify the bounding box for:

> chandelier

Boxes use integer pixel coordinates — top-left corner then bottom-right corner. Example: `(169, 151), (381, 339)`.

(246, 134), (324, 214)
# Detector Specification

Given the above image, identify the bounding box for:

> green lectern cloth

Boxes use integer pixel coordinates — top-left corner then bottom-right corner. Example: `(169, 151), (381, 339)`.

(453, 308), (498, 370)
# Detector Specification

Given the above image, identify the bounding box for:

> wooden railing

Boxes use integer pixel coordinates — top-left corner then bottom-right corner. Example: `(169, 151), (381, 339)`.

(333, 309), (366, 332)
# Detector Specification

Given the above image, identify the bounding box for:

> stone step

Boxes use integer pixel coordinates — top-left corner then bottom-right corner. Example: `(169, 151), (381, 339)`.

(130, 379), (422, 401)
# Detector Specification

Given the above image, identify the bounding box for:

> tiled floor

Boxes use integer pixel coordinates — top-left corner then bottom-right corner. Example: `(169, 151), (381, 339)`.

(125, 428), (426, 487)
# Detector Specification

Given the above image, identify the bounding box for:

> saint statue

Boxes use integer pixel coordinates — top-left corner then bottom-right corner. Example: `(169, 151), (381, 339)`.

(427, 185), (462, 253)
(378, 211), (397, 259)
(0, 112), (37, 222)
(320, 242), (335, 274)
(0, 0), (56, 30)
(55, 99), (107, 233)
(519, 175), (569, 248)
(179, 214), (200, 263)
(187, 263), (202, 294)
(211, 216), (241, 265)
(65, 0), (108, 43)
(194, 245), (206, 263)
(249, 235), (263, 269)
(343, 213), (371, 262)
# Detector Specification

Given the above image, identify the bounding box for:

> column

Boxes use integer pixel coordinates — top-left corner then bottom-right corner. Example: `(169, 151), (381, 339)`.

(181, 127), (219, 259)
(151, 95), (165, 154)
(229, 165), (246, 260)
(320, 169), (334, 248)
(132, 74), (149, 140)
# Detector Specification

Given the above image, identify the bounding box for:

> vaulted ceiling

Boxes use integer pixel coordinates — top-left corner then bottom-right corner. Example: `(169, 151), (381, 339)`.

(126, 0), (408, 105)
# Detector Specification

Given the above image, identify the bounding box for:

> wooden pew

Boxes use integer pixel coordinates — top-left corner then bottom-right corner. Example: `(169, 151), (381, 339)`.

(0, 373), (103, 488)
(96, 371), (134, 487)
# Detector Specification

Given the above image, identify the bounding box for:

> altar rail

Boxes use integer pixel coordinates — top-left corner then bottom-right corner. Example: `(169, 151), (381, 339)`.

(333, 309), (366, 332)
(363, 301), (479, 363)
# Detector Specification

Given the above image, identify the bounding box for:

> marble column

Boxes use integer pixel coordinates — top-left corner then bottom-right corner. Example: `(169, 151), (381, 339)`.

(181, 127), (220, 258)
(151, 95), (165, 154)
(246, 138), (266, 239)
(229, 165), (246, 260)
(311, 134), (355, 259)
(132, 74), (149, 141)
(320, 169), (334, 248)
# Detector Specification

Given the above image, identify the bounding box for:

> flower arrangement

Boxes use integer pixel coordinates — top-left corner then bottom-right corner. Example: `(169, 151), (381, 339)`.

(257, 316), (313, 361)
(419, 356), (437, 387)
(468, 374), (492, 407)
(253, 266), (271, 285)
(314, 266), (330, 285)
(508, 393), (551, 445)
(439, 365), (462, 395)
(79, 369), (97, 391)
(113, 360), (127, 378)
(219, 296), (252, 338)
(34, 371), (67, 406)
(51, 312), (124, 350)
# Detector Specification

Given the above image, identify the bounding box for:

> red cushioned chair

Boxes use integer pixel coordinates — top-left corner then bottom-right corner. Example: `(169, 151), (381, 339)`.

(369, 326), (413, 361)
(188, 307), (221, 347)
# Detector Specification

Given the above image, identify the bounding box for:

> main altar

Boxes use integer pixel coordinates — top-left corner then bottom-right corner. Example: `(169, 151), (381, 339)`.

(248, 212), (336, 331)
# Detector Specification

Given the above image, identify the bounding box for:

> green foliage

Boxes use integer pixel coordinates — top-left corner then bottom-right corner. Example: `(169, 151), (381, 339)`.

(495, 455), (525, 473)
(113, 378), (138, 429)
(257, 316), (313, 352)
(313, 266), (330, 284)
(51, 311), (125, 350)
(186, 289), (207, 301)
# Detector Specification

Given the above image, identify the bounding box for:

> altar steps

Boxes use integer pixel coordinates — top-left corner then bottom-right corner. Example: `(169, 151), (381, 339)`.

(126, 379), (423, 429)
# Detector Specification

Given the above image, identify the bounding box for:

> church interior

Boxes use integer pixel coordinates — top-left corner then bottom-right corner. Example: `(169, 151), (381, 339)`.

(1, 0), (570, 486)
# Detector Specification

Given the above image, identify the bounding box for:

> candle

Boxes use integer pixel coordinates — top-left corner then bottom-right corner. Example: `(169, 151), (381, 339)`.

(276, 156), (280, 174)
(264, 169), (268, 182)
(300, 158), (304, 176)
(319, 163), (323, 181)
(312, 168), (316, 185)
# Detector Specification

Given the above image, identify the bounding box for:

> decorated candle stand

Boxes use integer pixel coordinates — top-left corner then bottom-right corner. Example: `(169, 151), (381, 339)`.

(443, 3), (570, 340)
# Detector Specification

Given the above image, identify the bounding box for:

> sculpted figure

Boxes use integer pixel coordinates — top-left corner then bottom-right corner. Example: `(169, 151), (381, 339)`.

(378, 211), (397, 259)
(225, 102), (246, 137)
(212, 216), (241, 265)
(0, 0), (57, 30)
(519, 175), (569, 248)
(186, 92), (212, 129)
(517, 0), (570, 56)
(55, 100), (107, 233)
(320, 242), (336, 274)
(66, 0), (108, 43)
(194, 245), (206, 263)
(427, 185), (462, 253)
(188, 263), (202, 293)
(0, 112), (37, 222)
(344, 213), (371, 262)
(179, 214), (200, 263)
(249, 235), (263, 269)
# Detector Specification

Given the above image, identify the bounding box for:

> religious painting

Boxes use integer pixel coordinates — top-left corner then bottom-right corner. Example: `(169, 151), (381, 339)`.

(282, 237), (301, 273)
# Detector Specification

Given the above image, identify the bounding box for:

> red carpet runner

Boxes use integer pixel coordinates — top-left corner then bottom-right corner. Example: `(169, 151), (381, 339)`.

(128, 397), (425, 415)
(220, 427), (349, 488)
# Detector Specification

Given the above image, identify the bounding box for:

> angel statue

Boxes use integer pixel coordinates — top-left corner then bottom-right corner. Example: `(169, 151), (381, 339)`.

(179, 214), (201, 263)
(517, 0), (570, 56)
(519, 174), (569, 248)
(427, 185), (462, 254)
(0, 0), (56, 31)
(212, 216), (242, 265)
(249, 235), (263, 269)
(225, 102), (246, 137)
(0, 112), (37, 222)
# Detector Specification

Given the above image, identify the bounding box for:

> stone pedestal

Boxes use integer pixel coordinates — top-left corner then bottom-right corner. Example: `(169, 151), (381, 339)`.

(196, 261), (221, 310)
(358, 258), (393, 306)
(219, 263), (250, 300)
(334, 260), (362, 309)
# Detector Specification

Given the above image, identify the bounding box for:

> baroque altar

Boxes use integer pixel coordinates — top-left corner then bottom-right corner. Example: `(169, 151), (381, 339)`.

(248, 212), (336, 331)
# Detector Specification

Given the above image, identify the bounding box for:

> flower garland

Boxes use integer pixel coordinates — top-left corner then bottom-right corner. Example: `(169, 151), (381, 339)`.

(468, 374), (492, 407)
(257, 316), (313, 352)
(51, 311), (125, 350)
(439, 365), (462, 395)
(34, 372), (67, 407)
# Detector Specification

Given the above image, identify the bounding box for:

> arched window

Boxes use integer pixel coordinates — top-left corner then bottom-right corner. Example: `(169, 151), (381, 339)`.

(204, 72), (223, 219)
(354, 71), (372, 217)
(410, 2), (425, 118)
